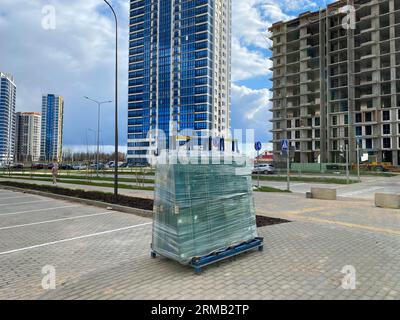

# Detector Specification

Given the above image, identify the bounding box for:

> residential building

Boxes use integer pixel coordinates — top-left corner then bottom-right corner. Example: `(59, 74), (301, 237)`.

(40, 94), (64, 162)
(0, 72), (16, 165)
(269, 0), (400, 165)
(15, 112), (41, 163)
(127, 0), (232, 164)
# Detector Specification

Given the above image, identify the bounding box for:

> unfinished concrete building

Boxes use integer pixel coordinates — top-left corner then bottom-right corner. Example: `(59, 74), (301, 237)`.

(269, 0), (400, 165)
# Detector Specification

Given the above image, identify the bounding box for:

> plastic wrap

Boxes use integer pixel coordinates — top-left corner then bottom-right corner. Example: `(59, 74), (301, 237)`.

(152, 154), (258, 264)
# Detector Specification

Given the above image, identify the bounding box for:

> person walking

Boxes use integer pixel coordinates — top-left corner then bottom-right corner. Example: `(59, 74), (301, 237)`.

(52, 163), (59, 185)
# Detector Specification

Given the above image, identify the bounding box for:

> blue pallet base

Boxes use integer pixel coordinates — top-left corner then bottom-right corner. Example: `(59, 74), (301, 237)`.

(150, 237), (264, 273)
(189, 237), (264, 273)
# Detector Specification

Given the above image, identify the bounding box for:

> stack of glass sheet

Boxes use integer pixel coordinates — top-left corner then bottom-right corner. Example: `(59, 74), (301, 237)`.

(152, 154), (258, 264)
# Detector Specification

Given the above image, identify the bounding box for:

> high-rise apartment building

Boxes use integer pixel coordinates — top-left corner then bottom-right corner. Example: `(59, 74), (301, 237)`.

(269, 0), (400, 165)
(0, 72), (16, 165)
(40, 94), (64, 162)
(15, 112), (41, 163)
(127, 0), (232, 164)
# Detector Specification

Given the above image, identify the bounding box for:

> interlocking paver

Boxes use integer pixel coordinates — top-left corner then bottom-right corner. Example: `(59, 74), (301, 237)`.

(0, 189), (400, 299)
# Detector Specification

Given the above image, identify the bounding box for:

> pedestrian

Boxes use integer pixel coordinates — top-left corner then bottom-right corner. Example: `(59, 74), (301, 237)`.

(52, 163), (59, 185)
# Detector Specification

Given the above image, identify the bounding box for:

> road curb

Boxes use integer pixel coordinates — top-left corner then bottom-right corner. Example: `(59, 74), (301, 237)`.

(0, 185), (153, 218)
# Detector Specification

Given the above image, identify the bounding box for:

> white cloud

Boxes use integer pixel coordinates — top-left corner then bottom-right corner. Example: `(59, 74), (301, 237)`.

(232, 38), (271, 81)
(0, 0), (129, 146)
(231, 84), (272, 141)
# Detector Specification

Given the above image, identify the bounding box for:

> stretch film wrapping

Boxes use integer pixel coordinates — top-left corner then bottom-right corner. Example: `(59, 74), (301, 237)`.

(152, 154), (258, 264)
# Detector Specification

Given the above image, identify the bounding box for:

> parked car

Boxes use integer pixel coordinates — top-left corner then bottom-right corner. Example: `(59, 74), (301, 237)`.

(72, 164), (87, 170)
(252, 164), (275, 175)
(59, 164), (74, 170)
(89, 163), (105, 170)
(11, 163), (24, 169)
(32, 163), (46, 170)
(107, 161), (115, 168)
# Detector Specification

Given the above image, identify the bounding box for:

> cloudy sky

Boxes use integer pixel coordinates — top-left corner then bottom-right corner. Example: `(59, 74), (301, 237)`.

(0, 0), (334, 151)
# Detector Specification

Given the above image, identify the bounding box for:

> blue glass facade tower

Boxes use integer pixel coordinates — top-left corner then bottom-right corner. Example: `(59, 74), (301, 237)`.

(40, 94), (64, 162)
(127, 0), (232, 164)
(0, 72), (16, 165)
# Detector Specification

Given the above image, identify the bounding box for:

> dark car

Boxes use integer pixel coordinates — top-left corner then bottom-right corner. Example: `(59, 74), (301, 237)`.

(32, 163), (45, 170)
(11, 163), (24, 169)
(59, 164), (73, 170)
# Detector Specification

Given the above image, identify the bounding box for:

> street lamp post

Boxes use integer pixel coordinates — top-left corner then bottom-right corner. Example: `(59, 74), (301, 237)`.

(103, 0), (119, 200)
(84, 96), (112, 177)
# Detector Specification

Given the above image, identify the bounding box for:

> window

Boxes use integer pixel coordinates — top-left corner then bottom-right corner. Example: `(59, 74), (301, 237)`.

(355, 113), (362, 123)
(295, 131), (300, 139)
(383, 137), (391, 149)
(356, 126), (362, 136)
(315, 129), (320, 138)
(366, 139), (373, 149)
(383, 124), (391, 135)
(314, 117), (320, 126)
(365, 125), (372, 136)
(382, 110), (390, 121)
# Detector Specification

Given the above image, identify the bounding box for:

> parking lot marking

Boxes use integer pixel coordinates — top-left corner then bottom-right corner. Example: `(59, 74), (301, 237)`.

(0, 191), (18, 196)
(0, 199), (54, 207)
(0, 205), (81, 217)
(0, 195), (35, 200)
(341, 187), (384, 197)
(288, 215), (400, 237)
(0, 212), (113, 231)
(0, 222), (152, 256)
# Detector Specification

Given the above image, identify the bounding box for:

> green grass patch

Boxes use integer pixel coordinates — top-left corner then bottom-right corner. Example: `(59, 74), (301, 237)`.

(0, 175), (154, 191)
(252, 175), (358, 184)
(0, 169), (156, 176)
(0, 181), (154, 210)
(254, 186), (292, 193)
(1, 173), (155, 184)
(349, 171), (397, 177)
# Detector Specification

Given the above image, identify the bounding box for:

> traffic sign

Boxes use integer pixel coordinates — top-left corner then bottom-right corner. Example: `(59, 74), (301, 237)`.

(281, 139), (289, 151)
(254, 141), (262, 151)
(212, 137), (220, 149)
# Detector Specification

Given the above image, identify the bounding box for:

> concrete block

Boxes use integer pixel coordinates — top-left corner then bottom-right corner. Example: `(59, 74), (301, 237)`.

(375, 193), (400, 209)
(310, 188), (337, 200)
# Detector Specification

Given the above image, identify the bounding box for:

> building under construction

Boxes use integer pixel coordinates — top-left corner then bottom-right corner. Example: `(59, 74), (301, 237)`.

(269, 0), (400, 165)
